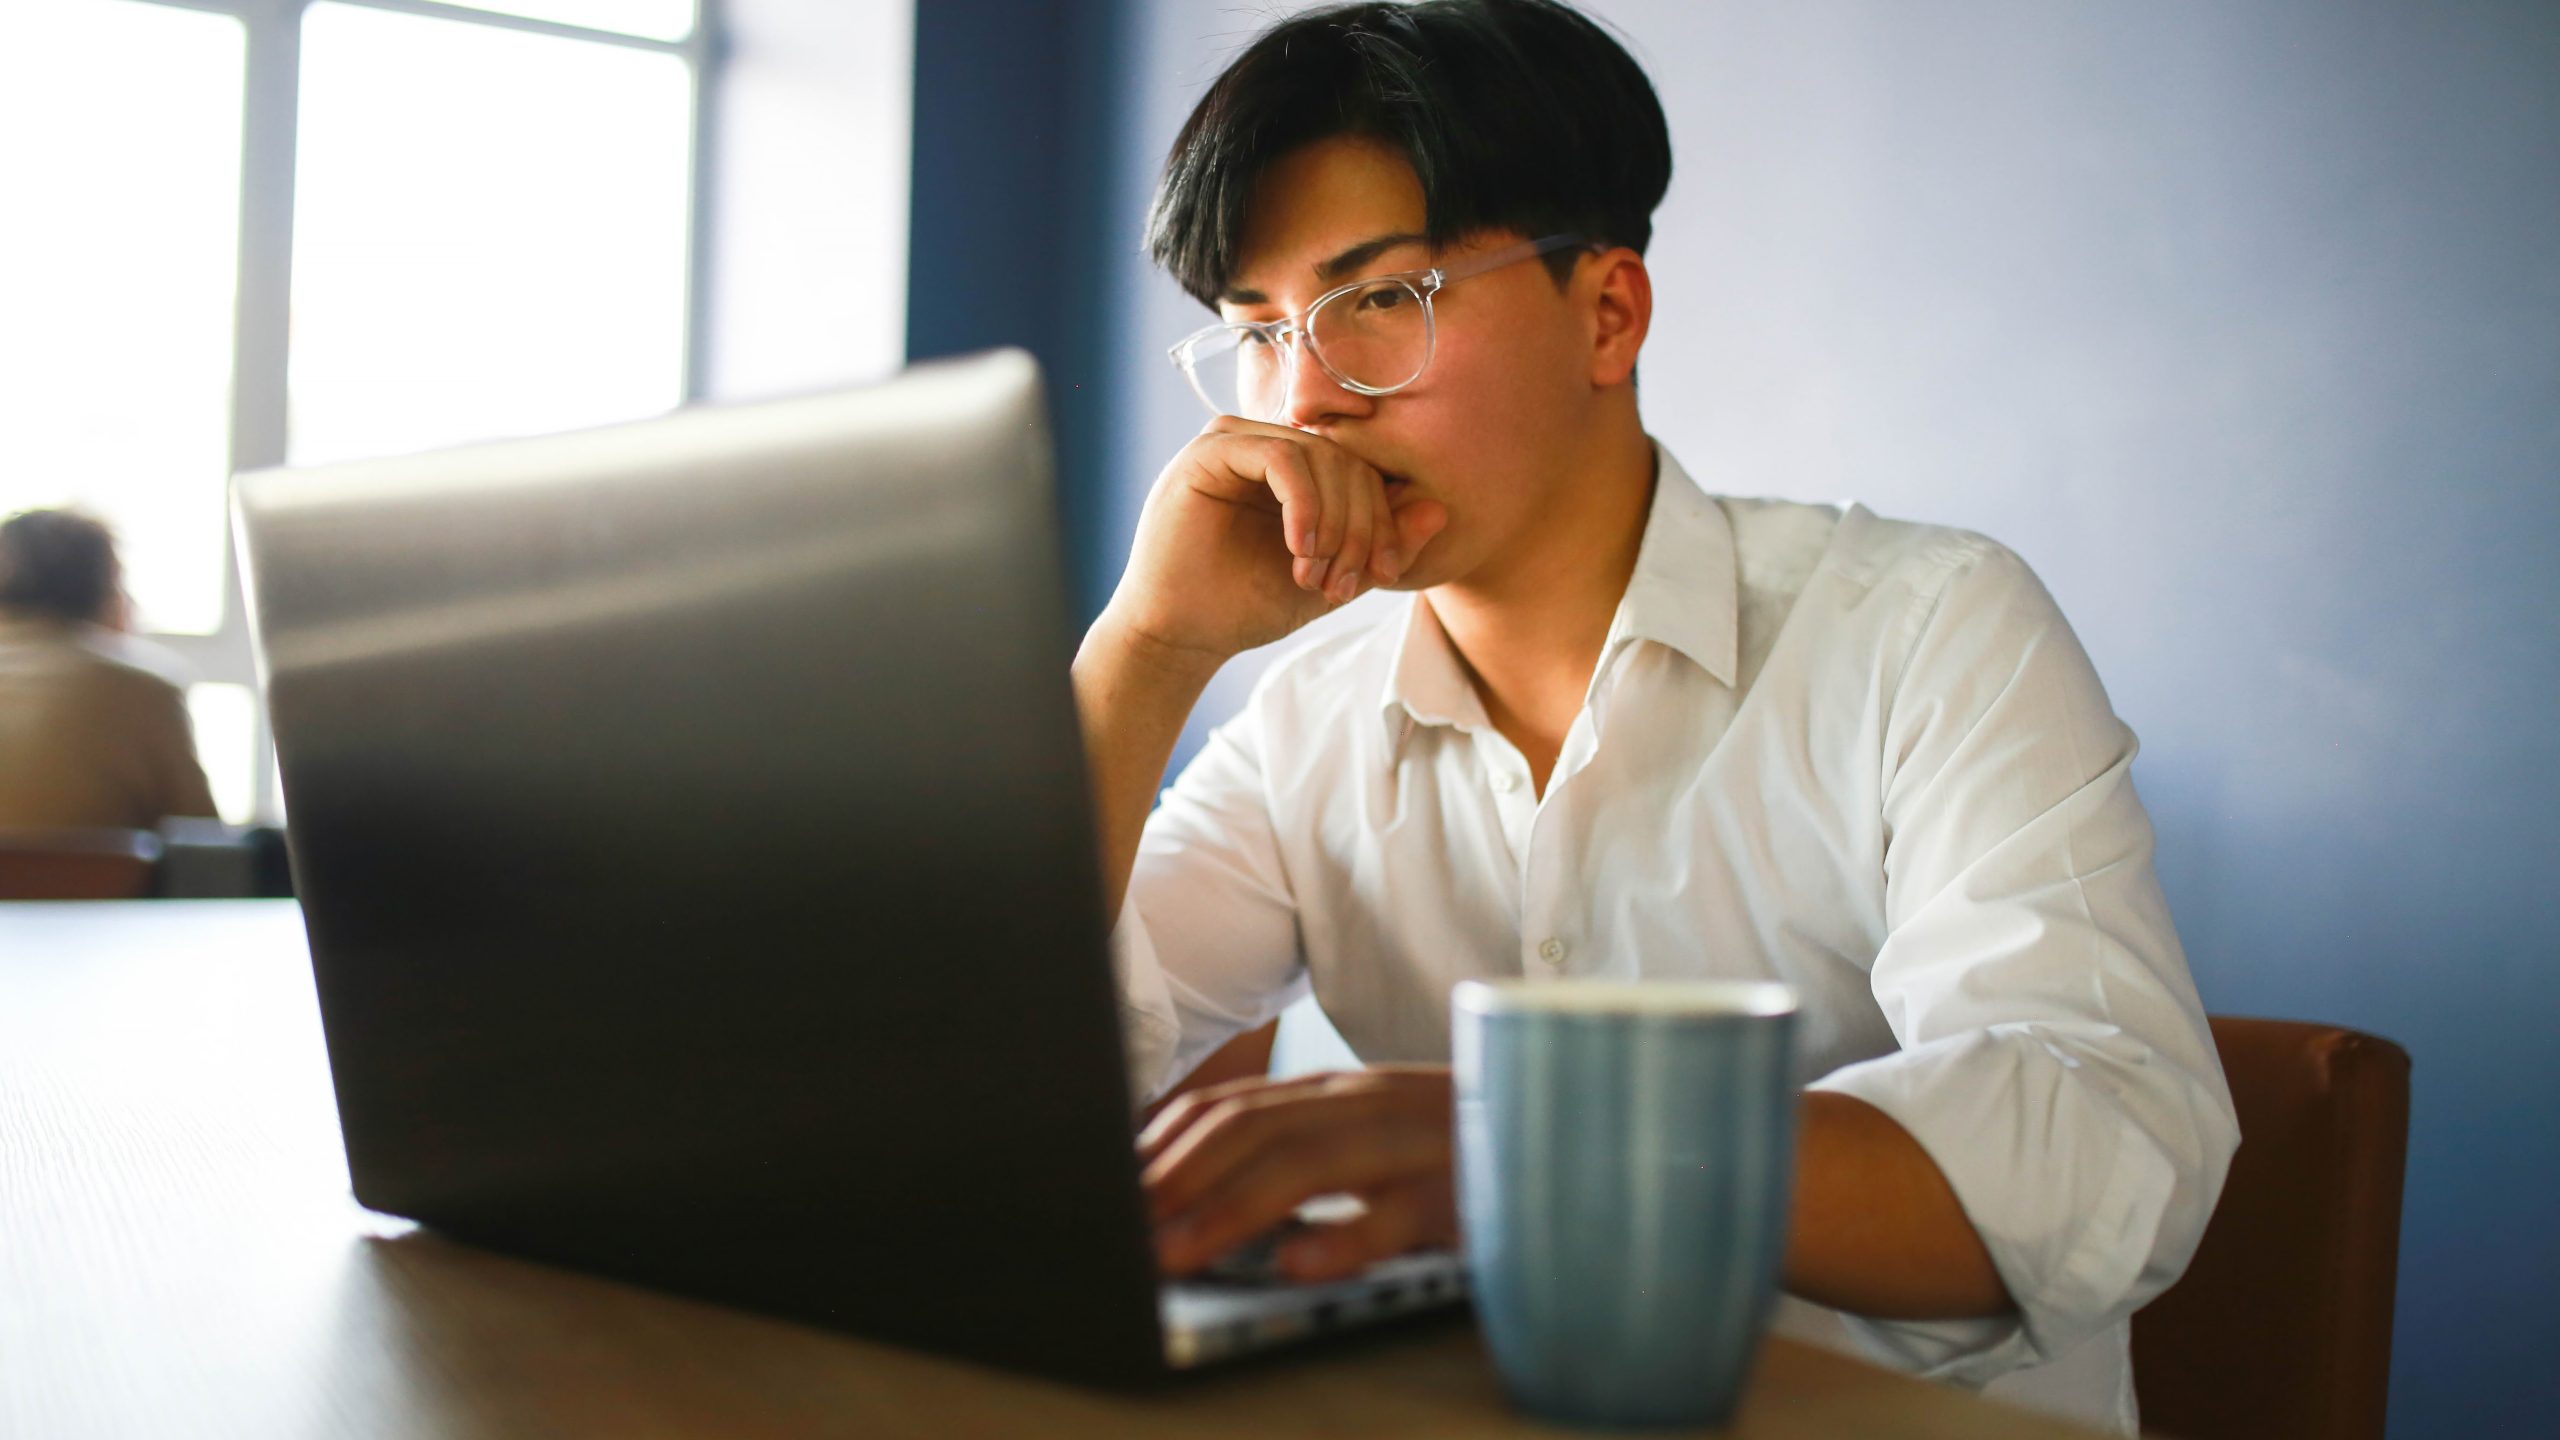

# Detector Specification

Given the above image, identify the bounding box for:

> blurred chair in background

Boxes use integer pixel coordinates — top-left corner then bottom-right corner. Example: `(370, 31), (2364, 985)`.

(0, 826), (161, 900)
(155, 816), (294, 899)
(0, 820), (291, 902)
(2132, 1016), (2411, 1440)
(0, 508), (218, 833)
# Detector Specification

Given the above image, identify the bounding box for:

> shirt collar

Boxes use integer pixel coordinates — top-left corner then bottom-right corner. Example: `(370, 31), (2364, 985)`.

(1608, 444), (1739, 687)
(1379, 591), (1489, 746)
(1376, 441), (1738, 750)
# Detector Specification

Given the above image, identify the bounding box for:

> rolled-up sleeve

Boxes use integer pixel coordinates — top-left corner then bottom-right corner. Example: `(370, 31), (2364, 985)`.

(1805, 539), (2240, 1383)
(1112, 690), (1310, 1105)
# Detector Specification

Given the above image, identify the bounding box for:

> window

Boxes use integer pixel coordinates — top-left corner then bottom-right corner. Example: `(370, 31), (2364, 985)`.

(289, 3), (695, 466)
(0, 0), (710, 822)
(3, 1), (247, 637)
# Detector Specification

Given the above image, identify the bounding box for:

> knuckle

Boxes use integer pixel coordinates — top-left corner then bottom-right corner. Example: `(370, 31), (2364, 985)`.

(1201, 1074), (1272, 1105)
(1178, 1079), (1271, 1126)
(1198, 1095), (1256, 1131)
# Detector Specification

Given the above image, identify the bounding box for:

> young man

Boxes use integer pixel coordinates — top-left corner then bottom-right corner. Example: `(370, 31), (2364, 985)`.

(1072, 2), (2236, 1432)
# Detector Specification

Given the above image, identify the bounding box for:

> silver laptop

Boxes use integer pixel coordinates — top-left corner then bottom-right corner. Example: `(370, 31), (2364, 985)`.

(231, 348), (1464, 1384)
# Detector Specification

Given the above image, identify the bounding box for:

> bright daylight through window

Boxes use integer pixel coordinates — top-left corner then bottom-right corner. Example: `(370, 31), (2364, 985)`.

(0, 0), (704, 821)
(3, 2), (246, 638)
(290, 3), (693, 465)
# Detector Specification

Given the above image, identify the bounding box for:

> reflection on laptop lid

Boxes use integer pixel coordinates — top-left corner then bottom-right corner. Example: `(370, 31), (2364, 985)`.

(232, 349), (1460, 1385)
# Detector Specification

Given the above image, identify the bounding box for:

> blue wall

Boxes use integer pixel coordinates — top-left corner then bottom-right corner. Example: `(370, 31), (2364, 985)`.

(904, 0), (1143, 618)
(1576, 8), (2558, 1430)
(911, 3), (2560, 1433)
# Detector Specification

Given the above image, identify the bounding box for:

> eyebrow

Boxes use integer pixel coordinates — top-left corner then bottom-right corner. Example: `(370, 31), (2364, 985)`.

(1219, 231), (1430, 305)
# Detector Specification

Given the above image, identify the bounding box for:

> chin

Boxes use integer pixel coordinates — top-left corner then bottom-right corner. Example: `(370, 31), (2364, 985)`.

(1389, 549), (1460, 594)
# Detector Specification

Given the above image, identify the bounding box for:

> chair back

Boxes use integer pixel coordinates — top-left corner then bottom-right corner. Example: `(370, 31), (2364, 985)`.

(2132, 1015), (2411, 1440)
(0, 827), (163, 900)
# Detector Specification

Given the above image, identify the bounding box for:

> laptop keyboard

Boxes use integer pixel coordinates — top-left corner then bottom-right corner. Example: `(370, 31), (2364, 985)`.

(1194, 1220), (1320, 1287)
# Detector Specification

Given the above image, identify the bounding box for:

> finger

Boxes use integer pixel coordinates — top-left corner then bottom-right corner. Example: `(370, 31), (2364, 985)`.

(1327, 462), (1376, 604)
(1369, 490), (1404, 583)
(1136, 1071), (1335, 1166)
(1151, 1116), (1448, 1276)
(1305, 444), (1349, 586)
(1142, 1080), (1361, 1218)
(1229, 438), (1337, 594)
(1193, 426), (1319, 553)
(1144, 1077), (1444, 1222)
(1247, 440), (1320, 560)
(1276, 1174), (1458, 1283)
(1150, 1134), (1331, 1276)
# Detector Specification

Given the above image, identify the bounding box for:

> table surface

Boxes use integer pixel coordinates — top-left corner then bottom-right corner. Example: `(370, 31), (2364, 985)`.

(1, 900), (2111, 1440)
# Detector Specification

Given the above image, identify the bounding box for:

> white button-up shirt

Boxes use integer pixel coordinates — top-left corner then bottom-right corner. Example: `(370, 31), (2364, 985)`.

(1111, 445), (2238, 1436)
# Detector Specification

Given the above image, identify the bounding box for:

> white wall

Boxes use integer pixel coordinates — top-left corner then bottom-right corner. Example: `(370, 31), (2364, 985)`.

(701, 0), (911, 402)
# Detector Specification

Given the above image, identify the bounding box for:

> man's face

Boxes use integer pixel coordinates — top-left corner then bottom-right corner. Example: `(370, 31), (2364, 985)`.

(1220, 136), (1602, 592)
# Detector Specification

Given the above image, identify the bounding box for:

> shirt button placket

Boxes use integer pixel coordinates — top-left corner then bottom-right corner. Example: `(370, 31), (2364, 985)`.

(1498, 737), (1559, 978)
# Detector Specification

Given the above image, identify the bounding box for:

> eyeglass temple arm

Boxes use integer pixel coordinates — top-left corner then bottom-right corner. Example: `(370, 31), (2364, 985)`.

(1427, 233), (1599, 288)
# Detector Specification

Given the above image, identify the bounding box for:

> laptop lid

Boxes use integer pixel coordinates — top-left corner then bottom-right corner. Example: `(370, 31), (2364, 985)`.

(233, 349), (1169, 1384)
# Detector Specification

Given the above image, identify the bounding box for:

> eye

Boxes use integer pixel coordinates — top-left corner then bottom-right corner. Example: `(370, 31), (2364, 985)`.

(1356, 285), (1410, 313)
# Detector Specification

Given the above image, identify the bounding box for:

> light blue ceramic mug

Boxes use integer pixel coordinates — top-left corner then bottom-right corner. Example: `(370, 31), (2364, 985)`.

(1452, 978), (1800, 1428)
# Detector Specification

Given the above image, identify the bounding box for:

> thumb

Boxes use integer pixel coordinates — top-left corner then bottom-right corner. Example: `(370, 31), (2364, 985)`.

(1391, 499), (1449, 562)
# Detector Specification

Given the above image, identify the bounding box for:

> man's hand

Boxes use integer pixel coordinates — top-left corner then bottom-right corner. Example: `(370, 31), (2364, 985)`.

(1138, 1066), (1457, 1284)
(1137, 1075), (2018, 1318)
(1073, 422), (1449, 928)
(1098, 418), (1449, 669)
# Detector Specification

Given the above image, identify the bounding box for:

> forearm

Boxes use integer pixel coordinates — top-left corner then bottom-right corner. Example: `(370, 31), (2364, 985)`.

(1782, 1090), (2013, 1320)
(1070, 614), (1223, 921)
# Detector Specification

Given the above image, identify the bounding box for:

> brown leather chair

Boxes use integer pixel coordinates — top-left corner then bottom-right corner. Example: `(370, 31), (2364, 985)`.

(0, 827), (163, 900)
(2133, 1016), (2411, 1440)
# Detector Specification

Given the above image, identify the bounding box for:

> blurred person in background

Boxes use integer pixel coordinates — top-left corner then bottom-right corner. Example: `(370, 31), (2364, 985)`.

(0, 507), (217, 830)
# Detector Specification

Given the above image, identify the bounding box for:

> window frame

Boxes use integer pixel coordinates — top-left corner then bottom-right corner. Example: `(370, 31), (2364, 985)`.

(90, 0), (721, 822)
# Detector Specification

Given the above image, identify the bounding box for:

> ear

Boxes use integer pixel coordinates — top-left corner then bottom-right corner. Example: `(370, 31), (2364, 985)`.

(1584, 248), (1652, 389)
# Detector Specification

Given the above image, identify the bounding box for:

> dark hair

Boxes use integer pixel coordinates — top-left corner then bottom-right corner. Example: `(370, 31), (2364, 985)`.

(0, 508), (121, 623)
(1145, 0), (1673, 308)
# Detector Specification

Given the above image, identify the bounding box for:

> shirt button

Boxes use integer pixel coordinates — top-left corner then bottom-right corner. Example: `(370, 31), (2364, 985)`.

(1490, 771), (1519, 794)
(1538, 938), (1567, 966)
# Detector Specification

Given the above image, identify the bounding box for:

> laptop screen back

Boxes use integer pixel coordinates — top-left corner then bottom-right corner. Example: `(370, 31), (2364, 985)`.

(233, 350), (1167, 1383)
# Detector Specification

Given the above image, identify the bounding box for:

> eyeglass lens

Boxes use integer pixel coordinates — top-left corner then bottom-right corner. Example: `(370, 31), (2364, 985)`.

(1190, 278), (1431, 418)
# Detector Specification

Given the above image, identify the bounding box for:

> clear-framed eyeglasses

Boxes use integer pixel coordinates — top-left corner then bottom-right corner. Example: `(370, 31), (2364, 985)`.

(1168, 232), (1595, 421)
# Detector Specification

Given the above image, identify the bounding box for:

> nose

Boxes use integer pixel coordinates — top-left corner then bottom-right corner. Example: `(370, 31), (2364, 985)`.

(1273, 330), (1373, 429)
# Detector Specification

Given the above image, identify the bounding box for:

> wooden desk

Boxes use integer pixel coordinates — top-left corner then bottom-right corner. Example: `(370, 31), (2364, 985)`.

(1, 901), (2109, 1439)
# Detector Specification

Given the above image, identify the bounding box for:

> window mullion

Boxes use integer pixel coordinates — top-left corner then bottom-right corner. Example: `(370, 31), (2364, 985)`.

(231, 0), (299, 486)
(224, 0), (305, 819)
(317, 0), (689, 54)
(680, 1), (721, 402)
